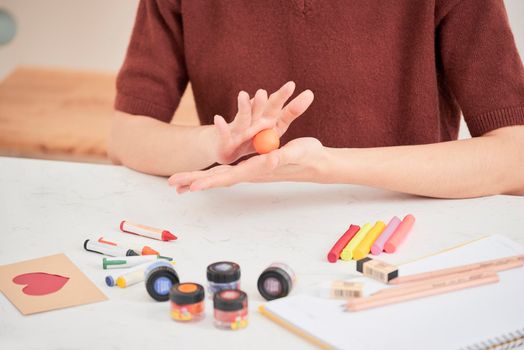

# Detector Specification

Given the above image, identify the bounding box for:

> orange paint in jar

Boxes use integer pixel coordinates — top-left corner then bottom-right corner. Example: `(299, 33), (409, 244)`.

(170, 283), (205, 322)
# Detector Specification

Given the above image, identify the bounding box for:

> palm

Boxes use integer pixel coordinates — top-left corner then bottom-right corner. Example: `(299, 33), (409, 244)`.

(217, 132), (259, 164)
(168, 137), (324, 192)
(281, 137), (323, 157)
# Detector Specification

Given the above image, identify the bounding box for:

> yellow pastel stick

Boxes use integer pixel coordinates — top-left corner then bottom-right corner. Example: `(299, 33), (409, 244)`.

(340, 223), (372, 261)
(352, 221), (386, 260)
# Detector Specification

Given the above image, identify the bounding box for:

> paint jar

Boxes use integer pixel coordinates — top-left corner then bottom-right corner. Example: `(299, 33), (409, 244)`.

(206, 261), (241, 298)
(145, 261), (180, 302)
(257, 263), (296, 301)
(169, 283), (205, 322)
(213, 289), (248, 330)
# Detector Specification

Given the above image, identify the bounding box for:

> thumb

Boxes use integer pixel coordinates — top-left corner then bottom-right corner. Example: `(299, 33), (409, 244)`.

(214, 115), (230, 140)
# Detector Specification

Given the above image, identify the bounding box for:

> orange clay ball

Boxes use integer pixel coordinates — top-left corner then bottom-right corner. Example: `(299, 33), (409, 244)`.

(253, 129), (280, 154)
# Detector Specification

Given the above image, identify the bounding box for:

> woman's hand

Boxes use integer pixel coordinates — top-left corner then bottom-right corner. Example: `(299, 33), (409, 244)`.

(169, 137), (326, 193)
(213, 81), (314, 165)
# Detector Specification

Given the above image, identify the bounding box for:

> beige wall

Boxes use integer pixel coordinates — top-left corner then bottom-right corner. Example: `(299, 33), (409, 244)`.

(0, 0), (139, 79)
(0, 0), (522, 137)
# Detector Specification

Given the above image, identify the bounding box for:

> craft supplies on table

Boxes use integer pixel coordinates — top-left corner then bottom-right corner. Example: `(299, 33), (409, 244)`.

(84, 239), (138, 257)
(213, 289), (249, 330)
(332, 214), (415, 262)
(261, 235), (524, 350)
(102, 255), (172, 269)
(257, 263), (296, 301)
(120, 220), (177, 241)
(206, 261), (241, 298)
(145, 261), (180, 302)
(170, 283), (205, 322)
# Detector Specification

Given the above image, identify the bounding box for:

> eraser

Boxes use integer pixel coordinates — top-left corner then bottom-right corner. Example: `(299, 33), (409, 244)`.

(356, 257), (373, 273)
(356, 257), (398, 283)
(330, 281), (363, 299)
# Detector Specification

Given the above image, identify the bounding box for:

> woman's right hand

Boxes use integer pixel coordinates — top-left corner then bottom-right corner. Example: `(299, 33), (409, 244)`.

(213, 81), (314, 165)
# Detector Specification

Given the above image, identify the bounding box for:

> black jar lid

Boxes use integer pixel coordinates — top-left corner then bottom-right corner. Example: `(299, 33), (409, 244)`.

(170, 283), (205, 305)
(145, 264), (180, 302)
(213, 289), (247, 311)
(257, 266), (293, 301)
(207, 261), (241, 283)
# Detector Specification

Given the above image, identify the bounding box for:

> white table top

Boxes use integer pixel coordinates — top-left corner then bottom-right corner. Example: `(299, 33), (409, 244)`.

(1, 156), (523, 349)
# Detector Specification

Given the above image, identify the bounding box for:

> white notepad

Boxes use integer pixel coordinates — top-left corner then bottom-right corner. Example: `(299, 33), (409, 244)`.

(261, 235), (524, 350)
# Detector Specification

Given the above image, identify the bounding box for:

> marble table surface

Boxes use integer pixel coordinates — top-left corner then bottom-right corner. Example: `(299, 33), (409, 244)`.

(1, 156), (523, 349)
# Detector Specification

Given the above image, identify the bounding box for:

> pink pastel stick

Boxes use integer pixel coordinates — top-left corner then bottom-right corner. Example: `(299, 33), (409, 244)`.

(371, 216), (401, 255)
(384, 214), (416, 253)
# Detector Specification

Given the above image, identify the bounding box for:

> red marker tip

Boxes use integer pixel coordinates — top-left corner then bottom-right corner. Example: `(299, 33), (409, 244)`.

(161, 230), (177, 241)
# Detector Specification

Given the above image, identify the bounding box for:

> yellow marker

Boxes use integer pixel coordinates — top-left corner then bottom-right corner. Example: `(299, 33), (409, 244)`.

(340, 223), (372, 261)
(115, 261), (176, 288)
(352, 221), (386, 260)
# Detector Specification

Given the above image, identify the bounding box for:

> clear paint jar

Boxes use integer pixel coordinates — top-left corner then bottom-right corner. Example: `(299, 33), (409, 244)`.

(169, 283), (205, 322)
(213, 289), (248, 330)
(257, 263), (296, 301)
(206, 261), (240, 298)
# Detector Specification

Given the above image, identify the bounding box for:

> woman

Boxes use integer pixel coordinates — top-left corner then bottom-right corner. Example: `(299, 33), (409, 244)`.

(109, 0), (524, 198)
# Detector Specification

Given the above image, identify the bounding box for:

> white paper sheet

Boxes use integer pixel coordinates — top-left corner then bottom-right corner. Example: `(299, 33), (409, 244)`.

(263, 235), (524, 350)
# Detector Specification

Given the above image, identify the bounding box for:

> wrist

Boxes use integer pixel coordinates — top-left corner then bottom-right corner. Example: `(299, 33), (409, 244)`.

(198, 124), (221, 165)
(304, 144), (338, 184)
(319, 147), (358, 184)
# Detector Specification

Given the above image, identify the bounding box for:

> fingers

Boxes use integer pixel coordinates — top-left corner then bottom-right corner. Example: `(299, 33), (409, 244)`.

(176, 185), (190, 194)
(263, 81), (296, 118)
(276, 89), (314, 135)
(190, 154), (280, 191)
(168, 165), (231, 189)
(237, 91), (251, 115)
(251, 89), (268, 123)
(235, 91), (252, 129)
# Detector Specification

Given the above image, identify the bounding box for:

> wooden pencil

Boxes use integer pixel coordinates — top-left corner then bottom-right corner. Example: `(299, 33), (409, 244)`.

(347, 272), (499, 312)
(375, 259), (523, 296)
(389, 255), (524, 285)
(372, 270), (498, 298)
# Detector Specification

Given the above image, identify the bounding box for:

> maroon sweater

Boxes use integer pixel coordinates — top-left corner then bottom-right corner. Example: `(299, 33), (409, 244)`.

(115, 0), (524, 148)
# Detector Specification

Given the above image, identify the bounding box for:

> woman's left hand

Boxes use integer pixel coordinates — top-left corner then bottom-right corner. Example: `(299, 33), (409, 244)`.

(168, 138), (327, 193)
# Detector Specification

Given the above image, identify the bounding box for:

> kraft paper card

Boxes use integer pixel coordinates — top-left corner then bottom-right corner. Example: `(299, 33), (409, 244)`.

(0, 253), (107, 315)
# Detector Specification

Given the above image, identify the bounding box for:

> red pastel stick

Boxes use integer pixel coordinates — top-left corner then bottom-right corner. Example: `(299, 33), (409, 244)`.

(327, 225), (361, 263)
(384, 214), (415, 253)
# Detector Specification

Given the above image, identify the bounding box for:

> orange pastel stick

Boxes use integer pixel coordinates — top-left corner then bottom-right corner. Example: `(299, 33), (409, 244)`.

(384, 214), (415, 253)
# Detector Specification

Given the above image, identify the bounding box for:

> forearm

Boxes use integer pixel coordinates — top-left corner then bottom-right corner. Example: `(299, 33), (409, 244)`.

(108, 112), (218, 175)
(322, 126), (524, 198)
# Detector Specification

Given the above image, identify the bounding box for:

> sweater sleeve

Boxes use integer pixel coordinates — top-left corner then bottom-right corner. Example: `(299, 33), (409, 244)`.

(114, 0), (188, 122)
(436, 0), (524, 137)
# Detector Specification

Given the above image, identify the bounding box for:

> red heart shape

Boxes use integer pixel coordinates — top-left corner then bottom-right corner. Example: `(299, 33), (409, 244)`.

(13, 272), (69, 296)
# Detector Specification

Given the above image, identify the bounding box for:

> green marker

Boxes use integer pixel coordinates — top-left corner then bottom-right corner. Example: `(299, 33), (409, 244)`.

(103, 255), (173, 269)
